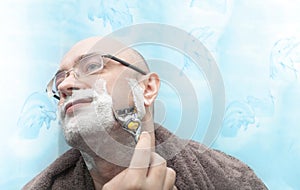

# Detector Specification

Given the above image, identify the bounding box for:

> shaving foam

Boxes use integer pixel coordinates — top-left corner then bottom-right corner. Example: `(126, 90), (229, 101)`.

(127, 78), (146, 120)
(59, 79), (116, 149)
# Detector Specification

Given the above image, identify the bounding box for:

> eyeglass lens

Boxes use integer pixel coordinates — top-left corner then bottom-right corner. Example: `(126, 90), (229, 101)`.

(53, 54), (105, 92)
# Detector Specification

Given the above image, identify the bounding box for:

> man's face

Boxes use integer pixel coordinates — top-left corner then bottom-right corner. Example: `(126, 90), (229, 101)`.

(56, 37), (146, 159)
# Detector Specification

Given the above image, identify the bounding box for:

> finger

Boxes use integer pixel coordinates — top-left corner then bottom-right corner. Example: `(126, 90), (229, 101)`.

(127, 131), (152, 175)
(150, 152), (166, 167)
(145, 153), (167, 189)
(163, 167), (176, 190)
(147, 152), (167, 177)
(102, 169), (128, 189)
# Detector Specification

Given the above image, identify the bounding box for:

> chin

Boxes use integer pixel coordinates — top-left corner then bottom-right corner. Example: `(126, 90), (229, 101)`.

(61, 109), (113, 147)
(58, 87), (138, 166)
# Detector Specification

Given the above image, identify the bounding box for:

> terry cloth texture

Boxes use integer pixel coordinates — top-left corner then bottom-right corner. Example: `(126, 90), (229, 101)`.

(23, 125), (268, 190)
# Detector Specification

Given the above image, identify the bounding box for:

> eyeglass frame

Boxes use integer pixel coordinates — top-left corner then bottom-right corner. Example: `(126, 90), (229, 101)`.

(46, 53), (148, 100)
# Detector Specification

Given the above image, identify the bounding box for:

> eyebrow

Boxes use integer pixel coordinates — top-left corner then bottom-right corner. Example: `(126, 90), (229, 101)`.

(54, 69), (64, 77)
(54, 52), (147, 77)
(54, 53), (92, 76)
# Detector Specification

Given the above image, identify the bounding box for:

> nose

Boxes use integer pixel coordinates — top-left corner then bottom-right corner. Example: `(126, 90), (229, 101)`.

(57, 71), (80, 101)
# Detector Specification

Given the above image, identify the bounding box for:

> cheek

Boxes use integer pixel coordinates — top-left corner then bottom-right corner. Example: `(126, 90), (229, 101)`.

(128, 79), (146, 118)
(111, 83), (136, 110)
(91, 77), (130, 110)
(92, 71), (118, 95)
(104, 80), (114, 95)
(91, 75), (111, 94)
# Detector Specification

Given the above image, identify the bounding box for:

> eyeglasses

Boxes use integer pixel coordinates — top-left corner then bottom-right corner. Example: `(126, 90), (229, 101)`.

(46, 52), (147, 100)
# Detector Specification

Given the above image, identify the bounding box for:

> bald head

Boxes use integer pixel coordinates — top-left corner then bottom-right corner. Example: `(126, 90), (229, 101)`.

(60, 36), (150, 78)
(116, 47), (150, 78)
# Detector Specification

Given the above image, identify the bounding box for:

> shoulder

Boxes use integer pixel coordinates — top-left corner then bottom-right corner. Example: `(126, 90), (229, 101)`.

(22, 148), (93, 190)
(190, 140), (267, 188)
(154, 125), (268, 189)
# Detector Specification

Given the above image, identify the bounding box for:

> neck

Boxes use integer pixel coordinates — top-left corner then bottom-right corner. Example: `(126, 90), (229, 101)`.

(81, 151), (126, 189)
(80, 117), (155, 189)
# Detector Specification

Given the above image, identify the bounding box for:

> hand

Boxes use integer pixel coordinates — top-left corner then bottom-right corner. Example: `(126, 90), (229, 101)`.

(102, 132), (177, 190)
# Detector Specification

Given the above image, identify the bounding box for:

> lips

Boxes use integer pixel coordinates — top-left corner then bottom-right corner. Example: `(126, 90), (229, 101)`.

(64, 97), (93, 114)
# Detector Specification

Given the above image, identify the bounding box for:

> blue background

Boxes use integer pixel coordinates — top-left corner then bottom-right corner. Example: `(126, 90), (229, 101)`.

(1, 1), (300, 189)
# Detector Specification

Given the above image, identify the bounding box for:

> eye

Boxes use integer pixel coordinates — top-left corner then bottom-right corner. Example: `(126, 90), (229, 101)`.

(83, 62), (102, 74)
(54, 72), (66, 90)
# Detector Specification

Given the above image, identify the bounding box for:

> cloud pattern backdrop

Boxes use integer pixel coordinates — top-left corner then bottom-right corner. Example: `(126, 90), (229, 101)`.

(0, 0), (299, 189)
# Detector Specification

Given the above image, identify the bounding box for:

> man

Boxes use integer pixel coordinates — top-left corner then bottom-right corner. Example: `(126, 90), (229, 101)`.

(23, 37), (268, 189)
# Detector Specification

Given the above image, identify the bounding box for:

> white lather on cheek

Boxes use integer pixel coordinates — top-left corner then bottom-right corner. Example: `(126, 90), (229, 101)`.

(92, 79), (116, 131)
(93, 78), (110, 96)
(127, 78), (146, 120)
(59, 79), (116, 149)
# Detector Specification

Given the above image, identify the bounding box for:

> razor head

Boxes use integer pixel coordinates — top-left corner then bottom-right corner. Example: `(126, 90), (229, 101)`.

(114, 106), (142, 142)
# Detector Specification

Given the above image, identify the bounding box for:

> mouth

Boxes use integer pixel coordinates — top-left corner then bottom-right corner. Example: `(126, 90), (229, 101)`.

(64, 97), (93, 115)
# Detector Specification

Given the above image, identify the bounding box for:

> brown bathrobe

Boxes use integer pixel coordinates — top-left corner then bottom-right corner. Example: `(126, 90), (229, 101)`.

(23, 125), (268, 190)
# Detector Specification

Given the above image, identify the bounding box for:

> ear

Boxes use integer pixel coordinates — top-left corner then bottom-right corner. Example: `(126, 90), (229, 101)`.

(141, 72), (160, 107)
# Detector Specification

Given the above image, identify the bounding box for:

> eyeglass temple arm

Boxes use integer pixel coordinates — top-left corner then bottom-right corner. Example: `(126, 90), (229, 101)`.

(45, 88), (61, 100)
(45, 54), (147, 100)
(104, 55), (147, 75)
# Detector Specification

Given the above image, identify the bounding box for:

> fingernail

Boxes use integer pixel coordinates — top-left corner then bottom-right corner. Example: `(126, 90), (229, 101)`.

(139, 131), (149, 139)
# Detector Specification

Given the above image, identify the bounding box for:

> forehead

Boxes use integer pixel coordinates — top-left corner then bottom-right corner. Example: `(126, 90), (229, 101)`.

(59, 37), (130, 70)
(59, 37), (100, 70)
